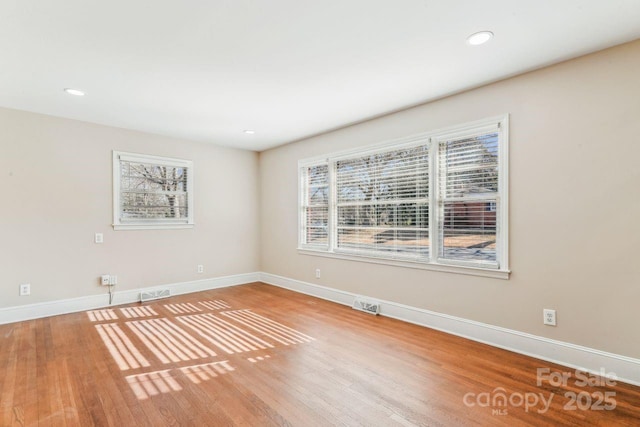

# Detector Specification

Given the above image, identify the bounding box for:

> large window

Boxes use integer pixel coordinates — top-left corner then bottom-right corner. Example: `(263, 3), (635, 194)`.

(298, 116), (509, 278)
(335, 144), (430, 258)
(113, 151), (194, 230)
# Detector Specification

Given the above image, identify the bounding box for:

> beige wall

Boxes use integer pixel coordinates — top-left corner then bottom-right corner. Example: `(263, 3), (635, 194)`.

(259, 40), (640, 358)
(0, 108), (260, 308)
(1, 40), (638, 359)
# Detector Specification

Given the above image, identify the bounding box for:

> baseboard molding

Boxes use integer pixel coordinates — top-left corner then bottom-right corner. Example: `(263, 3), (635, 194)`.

(259, 272), (640, 387)
(0, 272), (260, 325)
(3, 271), (639, 386)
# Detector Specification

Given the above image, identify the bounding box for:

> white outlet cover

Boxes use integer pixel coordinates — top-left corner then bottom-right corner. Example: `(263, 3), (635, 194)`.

(543, 309), (557, 326)
(95, 233), (104, 244)
(19, 283), (31, 296)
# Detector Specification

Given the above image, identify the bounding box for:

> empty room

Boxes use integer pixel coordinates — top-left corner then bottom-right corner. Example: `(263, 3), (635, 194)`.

(1, 1), (640, 426)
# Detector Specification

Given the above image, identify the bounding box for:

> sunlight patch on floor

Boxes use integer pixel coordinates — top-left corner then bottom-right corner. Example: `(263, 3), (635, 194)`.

(199, 300), (231, 310)
(180, 360), (235, 384)
(248, 355), (271, 363)
(164, 302), (202, 314)
(126, 318), (217, 363)
(121, 306), (158, 318)
(221, 310), (315, 345)
(125, 369), (182, 400)
(87, 309), (118, 322)
(95, 323), (150, 370)
(177, 313), (274, 354)
(90, 299), (315, 400)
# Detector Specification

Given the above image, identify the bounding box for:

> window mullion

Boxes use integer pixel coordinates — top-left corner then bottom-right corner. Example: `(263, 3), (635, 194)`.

(497, 120), (509, 270)
(329, 160), (337, 252)
(298, 166), (305, 247)
(429, 138), (439, 262)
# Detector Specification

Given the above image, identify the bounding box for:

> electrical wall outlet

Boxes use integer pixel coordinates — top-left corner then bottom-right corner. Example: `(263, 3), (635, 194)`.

(101, 275), (110, 286)
(543, 309), (557, 326)
(315, 268), (321, 279)
(109, 275), (118, 285)
(95, 233), (104, 244)
(197, 265), (204, 274)
(19, 283), (31, 296)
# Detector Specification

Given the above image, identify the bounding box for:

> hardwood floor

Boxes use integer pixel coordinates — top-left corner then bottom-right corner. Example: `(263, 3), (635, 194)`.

(1, 282), (639, 426)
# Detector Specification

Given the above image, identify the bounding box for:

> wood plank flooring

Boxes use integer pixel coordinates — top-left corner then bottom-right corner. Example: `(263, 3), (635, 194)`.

(1, 282), (639, 426)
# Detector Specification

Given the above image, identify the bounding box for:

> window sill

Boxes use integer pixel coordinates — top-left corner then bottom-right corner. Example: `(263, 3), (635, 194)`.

(297, 248), (510, 280)
(113, 223), (194, 231)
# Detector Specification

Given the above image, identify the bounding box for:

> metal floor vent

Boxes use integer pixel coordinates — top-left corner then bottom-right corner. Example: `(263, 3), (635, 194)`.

(352, 297), (381, 315)
(140, 289), (171, 302)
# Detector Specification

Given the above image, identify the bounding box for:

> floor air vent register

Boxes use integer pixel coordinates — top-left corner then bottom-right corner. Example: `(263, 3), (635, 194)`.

(352, 297), (381, 315)
(140, 289), (171, 302)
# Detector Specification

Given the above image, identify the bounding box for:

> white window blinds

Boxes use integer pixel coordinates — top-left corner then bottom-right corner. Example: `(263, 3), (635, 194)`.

(335, 144), (429, 259)
(298, 115), (508, 277)
(300, 163), (329, 247)
(437, 131), (499, 266)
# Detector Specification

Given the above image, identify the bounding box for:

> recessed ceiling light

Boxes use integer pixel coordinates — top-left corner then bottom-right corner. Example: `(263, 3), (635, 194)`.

(466, 31), (494, 46)
(243, 130), (255, 135)
(64, 88), (85, 96)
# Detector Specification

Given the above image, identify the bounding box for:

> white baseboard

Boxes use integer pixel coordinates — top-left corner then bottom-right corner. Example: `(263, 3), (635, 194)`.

(0, 272), (260, 325)
(2, 270), (638, 386)
(259, 272), (640, 387)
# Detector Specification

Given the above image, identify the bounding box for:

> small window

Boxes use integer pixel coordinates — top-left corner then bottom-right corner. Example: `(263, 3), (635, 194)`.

(113, 151), (194, 230)
(299, 163), (329, 248)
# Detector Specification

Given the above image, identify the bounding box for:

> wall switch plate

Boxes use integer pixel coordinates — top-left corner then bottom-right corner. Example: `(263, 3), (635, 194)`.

(197, 265), (204, 274)
(95, 233), (104, 244)
(315, 269), (321, 279)
(19, 283), (31, 296)
(543, 309), (557, 326)
(101, 275), (110, 286)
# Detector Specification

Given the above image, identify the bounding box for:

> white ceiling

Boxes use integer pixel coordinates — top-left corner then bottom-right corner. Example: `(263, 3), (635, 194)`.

(1, 1), (640, 151)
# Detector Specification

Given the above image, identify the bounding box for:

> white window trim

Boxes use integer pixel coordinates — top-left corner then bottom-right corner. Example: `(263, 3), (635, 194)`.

(112, 151), (194, 230)
(298, 115), (510, 279)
